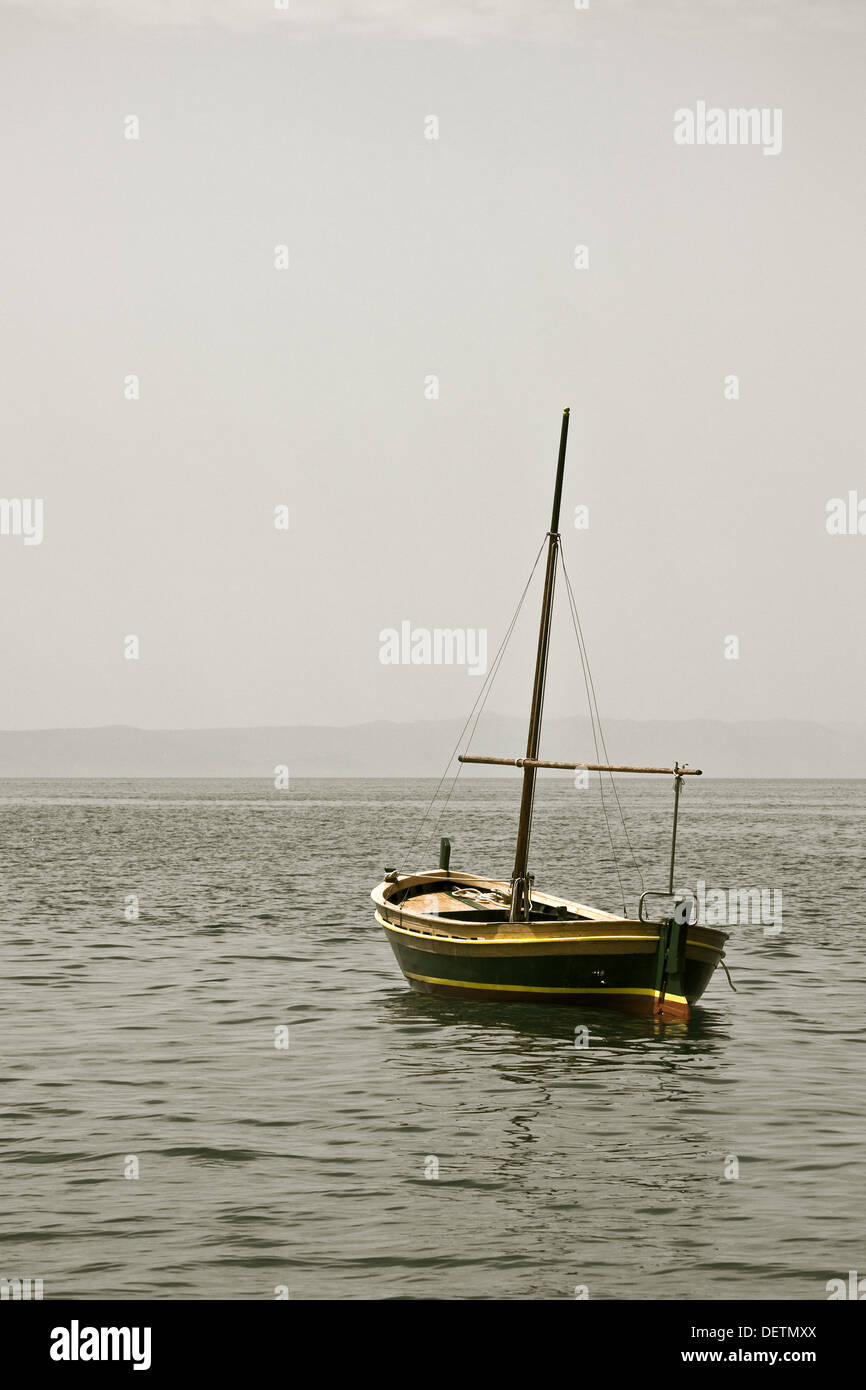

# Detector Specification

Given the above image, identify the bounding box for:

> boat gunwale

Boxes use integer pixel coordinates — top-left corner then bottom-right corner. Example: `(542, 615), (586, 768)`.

(371, 871), (729, 951)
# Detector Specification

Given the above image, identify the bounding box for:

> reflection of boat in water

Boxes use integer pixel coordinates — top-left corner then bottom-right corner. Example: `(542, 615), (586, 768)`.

(372, 408), (729, 1020)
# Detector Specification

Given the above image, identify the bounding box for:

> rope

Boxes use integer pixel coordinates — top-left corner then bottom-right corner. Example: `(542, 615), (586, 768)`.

(559, 548), (646, 913)
(561, 570), (628, 915)
(399, 536), (548, 873)
(396, 531), (649, 921)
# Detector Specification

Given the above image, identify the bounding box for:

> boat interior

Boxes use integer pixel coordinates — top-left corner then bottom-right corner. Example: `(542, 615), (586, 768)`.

(387, 878), (600, 925)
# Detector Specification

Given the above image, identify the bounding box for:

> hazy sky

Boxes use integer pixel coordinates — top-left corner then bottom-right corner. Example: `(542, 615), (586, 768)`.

(1, 0), (864, 730)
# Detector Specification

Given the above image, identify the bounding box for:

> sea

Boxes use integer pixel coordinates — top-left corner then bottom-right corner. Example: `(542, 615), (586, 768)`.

(1, 777), (863, 1301)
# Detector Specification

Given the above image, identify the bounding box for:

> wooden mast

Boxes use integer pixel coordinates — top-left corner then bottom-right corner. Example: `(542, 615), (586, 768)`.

(509, 406), (570, 921)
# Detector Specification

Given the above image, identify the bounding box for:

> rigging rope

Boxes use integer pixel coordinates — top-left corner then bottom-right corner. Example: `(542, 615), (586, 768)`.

(559, 548), (646, 914)
(398, 531), (649, 920)
(400, 537), (548, 873)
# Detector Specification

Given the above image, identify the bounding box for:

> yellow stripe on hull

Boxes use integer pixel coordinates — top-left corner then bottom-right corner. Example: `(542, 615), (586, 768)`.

(375, 910), (656, 947)
(403, 969), (688, 1007)
(376, 911), (718, 962)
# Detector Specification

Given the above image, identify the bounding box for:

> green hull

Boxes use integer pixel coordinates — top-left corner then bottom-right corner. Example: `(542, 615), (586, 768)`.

(384, 926), (718, 1020)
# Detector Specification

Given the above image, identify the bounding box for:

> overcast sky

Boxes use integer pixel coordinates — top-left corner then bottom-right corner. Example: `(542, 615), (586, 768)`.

(1, 0), (864, 730)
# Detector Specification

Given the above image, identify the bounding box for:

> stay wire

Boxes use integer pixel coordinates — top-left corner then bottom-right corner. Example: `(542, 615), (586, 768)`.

(560, 548), (645, 895)
(399, 536), (547, 874)
(562, 559), (645, 892)
(416, 538), (548, 868)
(563, 579), (628, 916)
(559, 548), (645, 912)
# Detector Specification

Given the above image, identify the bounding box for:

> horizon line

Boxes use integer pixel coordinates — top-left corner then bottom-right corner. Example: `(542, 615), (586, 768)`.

(0, 715), (862, 734)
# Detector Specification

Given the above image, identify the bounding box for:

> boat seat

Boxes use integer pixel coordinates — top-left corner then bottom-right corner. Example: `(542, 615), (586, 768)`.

(437, 909), (511, 923)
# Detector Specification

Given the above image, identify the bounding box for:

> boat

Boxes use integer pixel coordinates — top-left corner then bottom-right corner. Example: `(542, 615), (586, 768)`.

(371, 408), (729, 1020)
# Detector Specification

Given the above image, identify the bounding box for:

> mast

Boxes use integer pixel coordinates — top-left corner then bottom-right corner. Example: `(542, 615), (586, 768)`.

(509, 406), (570, 921)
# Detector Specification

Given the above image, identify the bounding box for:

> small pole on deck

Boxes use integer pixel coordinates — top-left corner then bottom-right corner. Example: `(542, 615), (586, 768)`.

(668, 762), (683, 893)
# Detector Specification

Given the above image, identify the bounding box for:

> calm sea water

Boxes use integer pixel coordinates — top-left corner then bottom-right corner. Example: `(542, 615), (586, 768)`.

(1, 777), (863, 1301)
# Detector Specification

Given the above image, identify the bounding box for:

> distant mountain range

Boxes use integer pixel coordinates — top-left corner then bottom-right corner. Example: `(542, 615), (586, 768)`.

(0, 717), (863, 778)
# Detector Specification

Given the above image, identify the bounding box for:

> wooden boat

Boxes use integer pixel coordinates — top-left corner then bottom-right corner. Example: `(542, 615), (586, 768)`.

(371, 408), (729, 1020)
